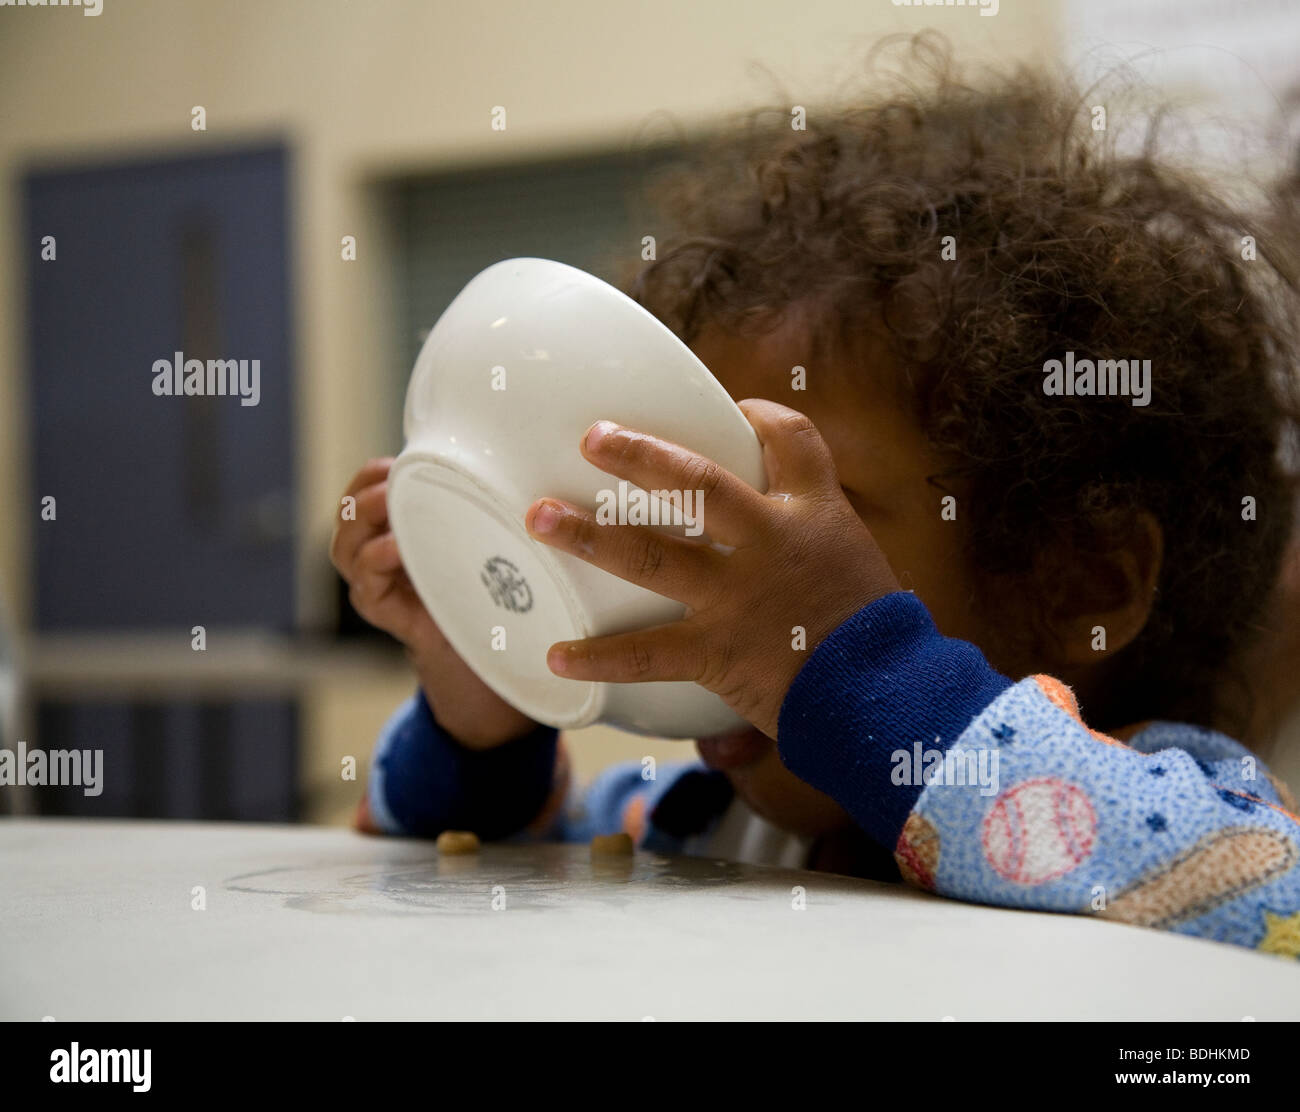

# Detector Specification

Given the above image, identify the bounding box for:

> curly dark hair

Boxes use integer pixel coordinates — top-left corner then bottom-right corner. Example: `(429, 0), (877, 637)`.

(615, 33), (1300, 737)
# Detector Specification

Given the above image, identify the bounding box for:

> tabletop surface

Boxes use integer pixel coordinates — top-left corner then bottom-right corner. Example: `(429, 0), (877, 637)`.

(3, 818), (1297, 1020)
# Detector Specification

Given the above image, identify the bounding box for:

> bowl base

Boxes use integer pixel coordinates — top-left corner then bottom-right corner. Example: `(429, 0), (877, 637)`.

(387, 454), (602, 728)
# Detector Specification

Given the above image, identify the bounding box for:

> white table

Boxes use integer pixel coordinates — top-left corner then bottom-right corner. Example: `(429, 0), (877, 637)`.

(3, 819), (1297, 1020)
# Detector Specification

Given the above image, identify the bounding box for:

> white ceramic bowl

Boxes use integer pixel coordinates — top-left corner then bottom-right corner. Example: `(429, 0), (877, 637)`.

(387, 258), (766, 738)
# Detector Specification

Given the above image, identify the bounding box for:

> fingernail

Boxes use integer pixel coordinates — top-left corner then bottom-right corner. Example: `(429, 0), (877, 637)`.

(547, 647), (568, 674)
(532, 500), (562, 534)
(584, 420), (617, 452)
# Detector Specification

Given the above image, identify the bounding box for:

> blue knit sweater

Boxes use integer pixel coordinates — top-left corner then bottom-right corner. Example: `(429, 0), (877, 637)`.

(365, 591), (1300, 956)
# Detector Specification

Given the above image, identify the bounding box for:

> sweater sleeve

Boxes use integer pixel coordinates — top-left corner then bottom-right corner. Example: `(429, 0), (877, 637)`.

(365, 690), (735, 850)
(778, 590), (1300, 955)
(365, 689), (562, 840)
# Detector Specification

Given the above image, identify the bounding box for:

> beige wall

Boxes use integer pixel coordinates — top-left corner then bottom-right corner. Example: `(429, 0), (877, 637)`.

(0, 0), (1058, 808)
(0, 0), (1058, 626)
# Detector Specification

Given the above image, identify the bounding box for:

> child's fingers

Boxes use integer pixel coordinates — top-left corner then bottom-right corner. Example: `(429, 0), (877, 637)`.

(344, 458), (395, 497)
(348, 566), (428, 644)
(329, 520), (364, 576)
(355, 530), (404, 575)
(349, 559), (422, 615)
(330, 483), (392, 573)
(351, 795), (379, 835)
(347, 565), (399, 615)
(737, 400), (839, 496)
(525, 498), (715, 606)
(354, 481), (390, 527)
(579, 420), (765, 544)
(330, 477), (392, 570)
(545, 622), (704, 685)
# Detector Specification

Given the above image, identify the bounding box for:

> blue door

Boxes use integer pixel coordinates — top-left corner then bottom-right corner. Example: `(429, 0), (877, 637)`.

(23, 145), (296, 630)
(21, 146), (300, 821)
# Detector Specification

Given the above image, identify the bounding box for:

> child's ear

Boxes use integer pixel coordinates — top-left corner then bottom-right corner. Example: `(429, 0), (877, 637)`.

(1050, 512), (1164, 666)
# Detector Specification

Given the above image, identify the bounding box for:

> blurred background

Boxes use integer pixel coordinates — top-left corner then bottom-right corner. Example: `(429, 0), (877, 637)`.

(1, 0), (1298, 826)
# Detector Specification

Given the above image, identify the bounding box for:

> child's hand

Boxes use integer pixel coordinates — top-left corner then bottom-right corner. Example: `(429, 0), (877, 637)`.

(331, 459), (539, 748)
(524, 401), (900, 740)
(331, 459), (433, 649)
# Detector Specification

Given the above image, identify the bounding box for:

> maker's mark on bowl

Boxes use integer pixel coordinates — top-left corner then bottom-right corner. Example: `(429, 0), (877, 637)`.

(481, 555), (534, 613)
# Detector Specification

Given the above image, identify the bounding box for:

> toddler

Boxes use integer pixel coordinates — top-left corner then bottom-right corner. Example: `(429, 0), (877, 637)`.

(332, 37), (1300, 953)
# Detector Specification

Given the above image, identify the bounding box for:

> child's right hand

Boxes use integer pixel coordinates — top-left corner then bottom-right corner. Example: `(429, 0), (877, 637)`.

(330, 458), (541, 749)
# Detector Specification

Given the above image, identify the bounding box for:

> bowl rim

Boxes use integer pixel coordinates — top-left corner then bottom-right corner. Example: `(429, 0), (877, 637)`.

(402, 256), (757, 455)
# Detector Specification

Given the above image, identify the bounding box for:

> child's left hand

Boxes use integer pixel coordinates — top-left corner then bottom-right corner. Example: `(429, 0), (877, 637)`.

(524, 400), (900, 740)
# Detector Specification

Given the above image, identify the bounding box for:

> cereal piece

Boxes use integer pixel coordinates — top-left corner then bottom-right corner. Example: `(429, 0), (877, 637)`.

(590, 832), (634, 856)
(436, 830), (480, 855)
